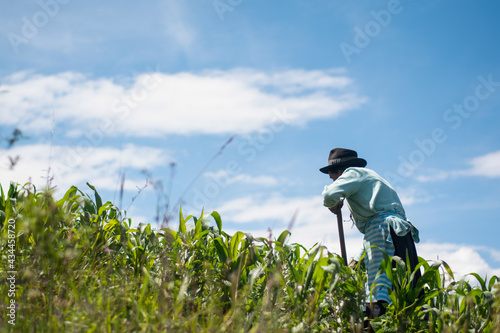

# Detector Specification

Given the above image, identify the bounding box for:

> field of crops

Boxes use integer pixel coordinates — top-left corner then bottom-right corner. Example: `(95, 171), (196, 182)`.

(0, 182), (499, 332)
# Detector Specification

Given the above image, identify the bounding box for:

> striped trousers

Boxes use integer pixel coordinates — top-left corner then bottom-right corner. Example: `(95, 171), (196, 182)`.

(362, 216), (420, 303)
(363, 218), (395, 303)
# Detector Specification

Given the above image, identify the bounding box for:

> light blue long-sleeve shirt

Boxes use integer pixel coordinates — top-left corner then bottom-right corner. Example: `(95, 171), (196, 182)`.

(322, 167), (419, 243)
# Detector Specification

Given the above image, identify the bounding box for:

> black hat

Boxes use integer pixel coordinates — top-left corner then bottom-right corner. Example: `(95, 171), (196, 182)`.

(319, 148), (367, 174)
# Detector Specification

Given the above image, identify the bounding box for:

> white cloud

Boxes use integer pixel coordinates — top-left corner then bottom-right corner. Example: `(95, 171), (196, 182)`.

(216, 194), (324, 225)
(217, 68), (353, 93)
(0, 68), (366, 137)
(0, 143), (169, 193)
(415, 169), (456, 182)
(396, 186), (431, 206)
(418, 242), (500, 283)
(205, 170), (278, 187)
(416, 150), (500, 182)
(161, 0), (197, 54)
(230, 174), (278, 186)
(468, 150), (500, 178)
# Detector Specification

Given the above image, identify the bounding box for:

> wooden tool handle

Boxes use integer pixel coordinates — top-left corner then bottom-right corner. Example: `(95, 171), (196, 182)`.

(336, 210), (348, 266)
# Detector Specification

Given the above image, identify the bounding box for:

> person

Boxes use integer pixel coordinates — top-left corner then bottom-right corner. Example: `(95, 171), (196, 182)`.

(320, 148), (421, 317)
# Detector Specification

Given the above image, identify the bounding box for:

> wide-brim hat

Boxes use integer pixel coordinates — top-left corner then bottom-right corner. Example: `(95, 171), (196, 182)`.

(319, 148), (367, 174)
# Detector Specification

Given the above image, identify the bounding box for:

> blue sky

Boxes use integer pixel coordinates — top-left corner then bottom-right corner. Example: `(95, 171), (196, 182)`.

(1, 0), (500, 280)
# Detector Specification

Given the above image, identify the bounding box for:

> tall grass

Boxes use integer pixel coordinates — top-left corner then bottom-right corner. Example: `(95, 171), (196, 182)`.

(0, 183), (498, 332)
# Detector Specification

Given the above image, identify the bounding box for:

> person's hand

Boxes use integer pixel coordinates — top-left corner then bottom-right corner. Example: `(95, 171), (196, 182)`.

(328, 199), (343, 215)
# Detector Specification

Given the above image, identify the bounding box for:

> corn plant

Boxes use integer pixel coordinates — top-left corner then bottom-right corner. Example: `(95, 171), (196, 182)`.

(0, 182), (498, 332)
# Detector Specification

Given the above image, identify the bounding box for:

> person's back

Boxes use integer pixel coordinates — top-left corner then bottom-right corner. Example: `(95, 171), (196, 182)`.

(323, 166), (406, 230)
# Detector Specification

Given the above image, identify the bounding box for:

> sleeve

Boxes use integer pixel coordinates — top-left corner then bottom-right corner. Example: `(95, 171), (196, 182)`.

(322, 168), (362, 208)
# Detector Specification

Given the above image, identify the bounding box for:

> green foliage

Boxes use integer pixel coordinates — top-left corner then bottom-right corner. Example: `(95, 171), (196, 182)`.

(0, 183), (498, 332)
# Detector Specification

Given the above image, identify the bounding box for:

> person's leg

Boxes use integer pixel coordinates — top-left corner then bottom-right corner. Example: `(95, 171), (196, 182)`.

(389, 227), (421, 288)
(363, 220), (395, 305)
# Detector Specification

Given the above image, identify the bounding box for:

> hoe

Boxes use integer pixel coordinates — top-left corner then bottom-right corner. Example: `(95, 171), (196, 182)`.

(335, 206), (348, 266)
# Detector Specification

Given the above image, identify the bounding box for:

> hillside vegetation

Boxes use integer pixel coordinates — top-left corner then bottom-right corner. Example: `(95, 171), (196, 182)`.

(0, 183), (499, 332)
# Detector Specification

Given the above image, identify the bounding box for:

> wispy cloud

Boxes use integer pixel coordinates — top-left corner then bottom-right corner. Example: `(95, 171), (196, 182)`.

(0, 68), (366, 137)
(161, 0), (197, 54)
(204, 170), (278, 187)
(416, 150), (500, 182)
(396, 186), (431, 206)
(415, 169), (459, 182)
(0, 143), (169, 192)
(231, 174), (278, 186)
(467, 150), (500, 178)
(215, 194), (326, 225)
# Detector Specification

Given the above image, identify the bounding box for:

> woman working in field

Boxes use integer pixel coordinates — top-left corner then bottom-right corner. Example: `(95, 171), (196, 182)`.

(320, 148), (421, 317)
